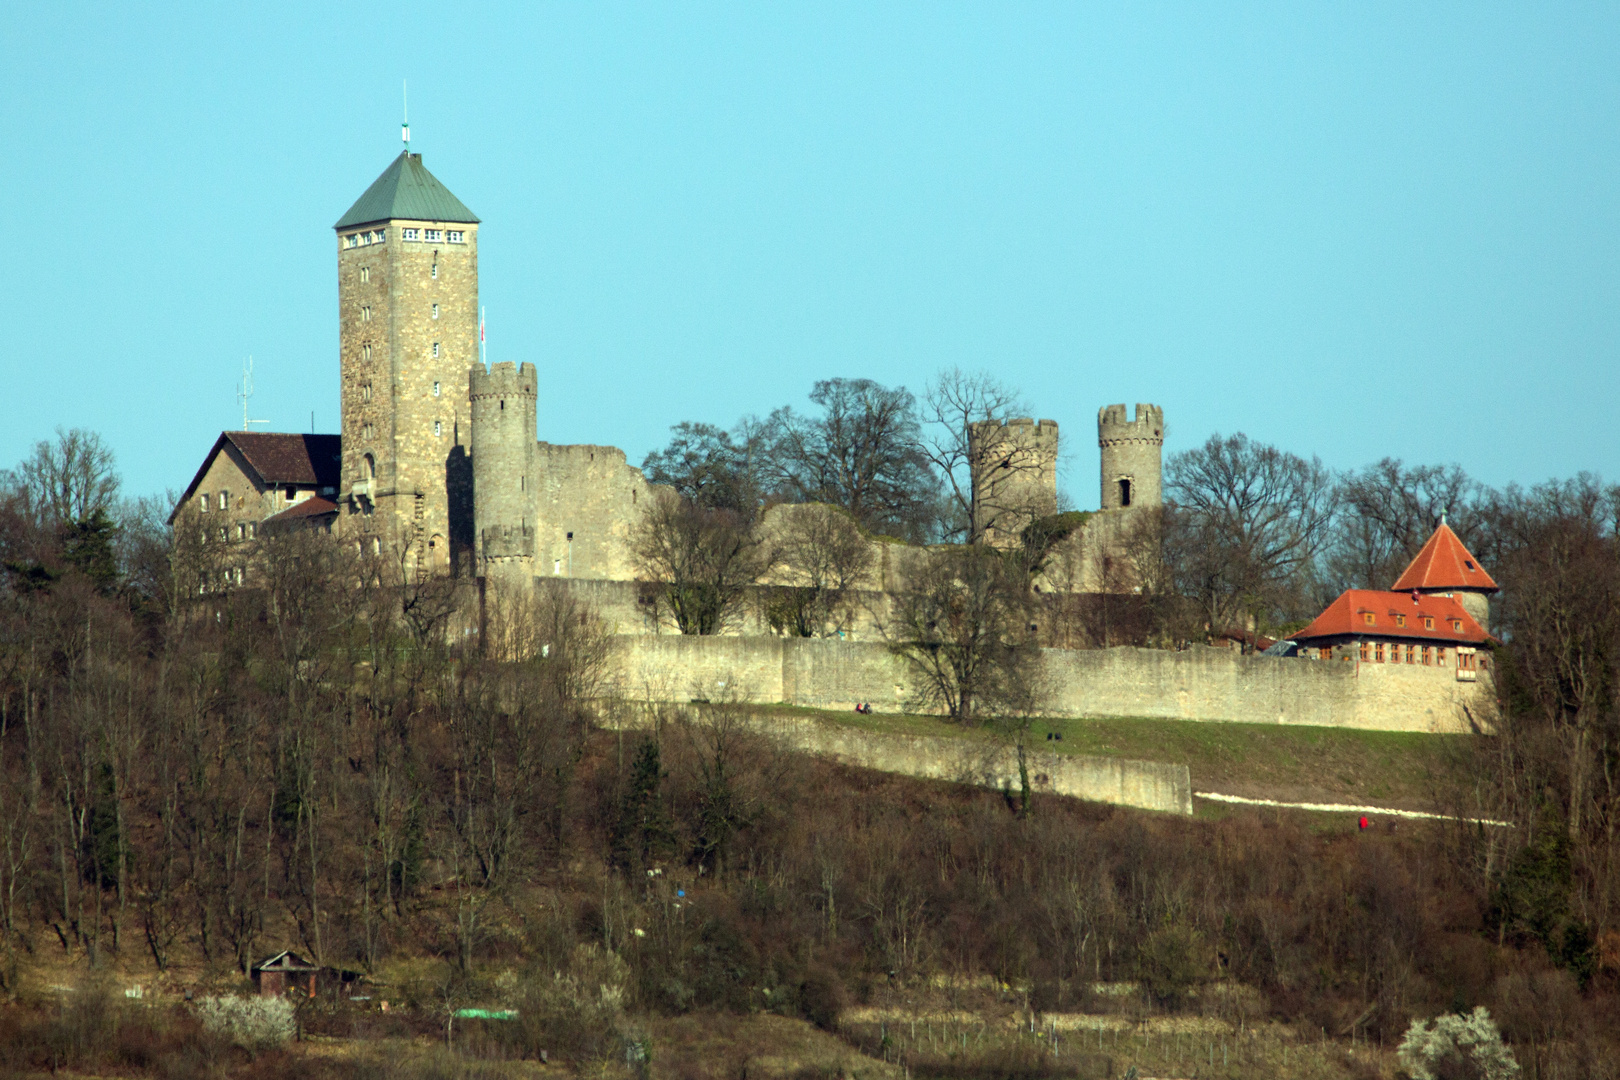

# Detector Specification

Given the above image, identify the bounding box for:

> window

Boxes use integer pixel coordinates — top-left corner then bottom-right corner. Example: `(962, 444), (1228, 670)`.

(371, 229), (386, 244)
(361, 305), (372, 322)
(431, 303), (439, 319)
(1375, 643), (1385, 663)
(362, 343), (372, 361)
(434, 421), (443, 437)
(432, 342), (440, 358)
(431, 263), (438, 279)
(1465, 560), (1475, 570)
(1423, 617), (1434, 630)
(248, 522), (257, 539)
(236, 523), (245, 541)
(218, 526), (228, 542)
(1360, 642), (1371, 661)
(1118, 478), (1132, 507)
(362, 382), (372, 402)
(1451, 619), (1463, 632)
(1362, 612), (1375, 626)
(218, 491), (228, 511)
(199, 494), (209, 513)
(1423, 646), (1433, 665)
(371, 537), (380, 555)
(1394, 614), (1406, 627)
(432, 381), (440, 397)
(360, 265), (370, 283)
(402, 227), (419, 241)
(425, 228), (443, 242)
(344, 234), (358, 248)
(447, 230), (464, 243)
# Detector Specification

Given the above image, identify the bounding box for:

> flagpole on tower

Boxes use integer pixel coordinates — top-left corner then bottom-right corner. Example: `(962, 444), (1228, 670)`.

(402, 80), (410, 151)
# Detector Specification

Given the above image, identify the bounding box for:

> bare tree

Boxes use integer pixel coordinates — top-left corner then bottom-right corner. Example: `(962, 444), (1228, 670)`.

(1165, 433), (1339, 649)
(919, 368), (1033, 543)
(763, 504), (874, 637)
(641, 422), (766, 514)
(10, 428), (120, 531)
(632, 491), (771, 635)
(760, 379), (936, 542)
(883, 547), (1044, 723)
(1326, 459), (1484, 593)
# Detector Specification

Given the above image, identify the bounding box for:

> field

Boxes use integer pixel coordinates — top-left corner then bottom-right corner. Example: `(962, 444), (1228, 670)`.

(752, 704), (1469, 815)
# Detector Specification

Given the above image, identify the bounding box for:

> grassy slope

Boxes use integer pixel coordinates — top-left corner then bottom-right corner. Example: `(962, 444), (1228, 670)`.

(751, 704), (1469, 814)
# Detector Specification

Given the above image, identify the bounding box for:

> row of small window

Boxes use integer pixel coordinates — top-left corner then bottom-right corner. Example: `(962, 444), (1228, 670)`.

(342, 228), (465, 248)
(1352, 642), (1485, 668)
(197, 566), (247, 594)
(1360, 610), (1463, 633)
(202, 523), (257, 542)
(357, 306), (441, 322)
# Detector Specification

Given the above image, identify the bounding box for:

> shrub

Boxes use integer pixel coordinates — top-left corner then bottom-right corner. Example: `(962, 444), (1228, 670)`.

(1397, 1007), (1520, 1080)
(194, 995), (295, 1056)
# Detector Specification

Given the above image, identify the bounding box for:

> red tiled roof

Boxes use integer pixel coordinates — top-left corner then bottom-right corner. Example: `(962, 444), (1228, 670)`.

(1294, 589), (1492, 645)
(1391, 523), (1498, 593)
(264, 497), (339, 524)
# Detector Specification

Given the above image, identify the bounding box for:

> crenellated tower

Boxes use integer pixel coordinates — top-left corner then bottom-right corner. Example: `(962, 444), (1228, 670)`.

(968, 418), (1059, 545)
(469, 361), (538, 583)
(1097, 404), (1163, 510)
(335, 149), (480, 572)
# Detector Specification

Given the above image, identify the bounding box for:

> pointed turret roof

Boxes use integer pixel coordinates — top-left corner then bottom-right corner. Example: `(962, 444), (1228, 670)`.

(1391, 522), (1498, 594)
(335, 151), (479, 230)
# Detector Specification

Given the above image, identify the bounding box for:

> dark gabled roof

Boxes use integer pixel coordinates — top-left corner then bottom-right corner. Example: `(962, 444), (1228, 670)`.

(264, 496), (338, 525)
(335, 152), (479, 230)
(1391, 522), (1499, 594)
(171, 433), (342, 522)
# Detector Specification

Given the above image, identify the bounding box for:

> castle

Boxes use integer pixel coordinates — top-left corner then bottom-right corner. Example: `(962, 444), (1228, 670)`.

(175, 142), (1167, 608)
(170, 144), (1498, 733)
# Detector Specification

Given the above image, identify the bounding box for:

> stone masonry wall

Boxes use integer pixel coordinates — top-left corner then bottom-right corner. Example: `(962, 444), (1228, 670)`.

(531, 444), (663, 582)
(614, 633), (1491, 734)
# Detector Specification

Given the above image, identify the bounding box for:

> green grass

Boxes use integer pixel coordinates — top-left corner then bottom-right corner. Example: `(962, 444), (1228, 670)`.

(748, 703), (1469, 812)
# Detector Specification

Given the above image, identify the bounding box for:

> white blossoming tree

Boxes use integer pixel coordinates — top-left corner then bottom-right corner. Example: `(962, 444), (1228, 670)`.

(1397, 1006), (1520, 1080)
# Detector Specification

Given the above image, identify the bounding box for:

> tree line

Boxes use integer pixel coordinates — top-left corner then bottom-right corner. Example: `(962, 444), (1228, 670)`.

(1, 416), (1618, 1075)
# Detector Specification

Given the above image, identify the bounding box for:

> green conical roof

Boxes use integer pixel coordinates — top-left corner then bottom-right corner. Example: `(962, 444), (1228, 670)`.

(334, 151), (479, 230)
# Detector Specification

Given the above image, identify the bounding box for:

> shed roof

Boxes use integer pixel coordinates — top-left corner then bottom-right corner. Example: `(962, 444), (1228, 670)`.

(264, 496), (338, 525)
(255, 950), (319, 973)
(1391, 522), (1499, 593)
(1294, 589), (1492, 646)
(335, 151), (479, 230)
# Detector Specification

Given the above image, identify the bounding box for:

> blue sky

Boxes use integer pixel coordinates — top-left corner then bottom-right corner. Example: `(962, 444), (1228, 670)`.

(3, 3), (1617, 506)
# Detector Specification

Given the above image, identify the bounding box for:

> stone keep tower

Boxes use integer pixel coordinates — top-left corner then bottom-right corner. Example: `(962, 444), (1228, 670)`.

(1097, 404), (1163, 510)
(469, 361), (537, 583)
(335, 150), (480, 571)
(968, 418), (1059, 545)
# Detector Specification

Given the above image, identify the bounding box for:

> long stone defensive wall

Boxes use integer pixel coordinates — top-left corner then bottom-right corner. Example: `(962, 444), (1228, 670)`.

(615, 635), (1490, 734)
(608, 710), (1193, 815)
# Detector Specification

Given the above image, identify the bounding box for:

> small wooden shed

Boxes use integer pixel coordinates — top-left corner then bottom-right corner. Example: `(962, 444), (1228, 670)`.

(252, 950), (320, 998)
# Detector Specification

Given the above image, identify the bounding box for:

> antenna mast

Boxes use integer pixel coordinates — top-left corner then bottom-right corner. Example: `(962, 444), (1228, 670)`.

(402, 80), (410, 150)
(237, 356), (268, 432)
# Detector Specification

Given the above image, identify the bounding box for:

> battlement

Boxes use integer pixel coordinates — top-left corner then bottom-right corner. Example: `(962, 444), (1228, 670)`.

(1097, 403), (1164, 442)
(971, 417), (1059, 437)
(469, 361), (538, 400)
(481, 523), (535, 560)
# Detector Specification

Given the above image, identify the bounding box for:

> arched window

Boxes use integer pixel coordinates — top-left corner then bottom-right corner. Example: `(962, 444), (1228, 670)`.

(362, 454), (375, 480)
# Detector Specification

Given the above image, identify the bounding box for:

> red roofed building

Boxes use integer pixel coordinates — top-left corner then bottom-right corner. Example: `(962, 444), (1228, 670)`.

(1292, 588), (1492, 680)
(1291, 521), (1499, 684)
(1390, 521), (1499, 630)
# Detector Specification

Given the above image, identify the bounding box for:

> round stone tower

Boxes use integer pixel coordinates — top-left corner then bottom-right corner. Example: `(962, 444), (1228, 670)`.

(967, 418), (1059, 545)
(469, 361), (537, 581)
(1097, 404), (1163, 510)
